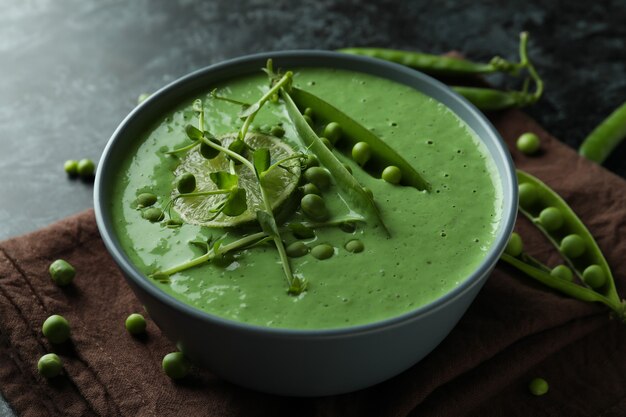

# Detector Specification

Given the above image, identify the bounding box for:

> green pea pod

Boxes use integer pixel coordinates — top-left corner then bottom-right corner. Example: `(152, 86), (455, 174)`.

(452, 86), (534, 111)
(289, 87), (430, 191)
(579, 100), (626, 164)
(337, 48), (520, 76)
(516, 170), (621, 306)
(281, 88), (390, 237)
(500, 253), (625, 321)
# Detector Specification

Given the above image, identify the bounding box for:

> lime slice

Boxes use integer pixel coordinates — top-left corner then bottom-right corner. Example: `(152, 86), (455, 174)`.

(173, 132), (301, 227)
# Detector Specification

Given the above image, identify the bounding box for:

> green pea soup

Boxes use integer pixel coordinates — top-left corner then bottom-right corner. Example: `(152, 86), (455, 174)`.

(111, 67), (502, 329)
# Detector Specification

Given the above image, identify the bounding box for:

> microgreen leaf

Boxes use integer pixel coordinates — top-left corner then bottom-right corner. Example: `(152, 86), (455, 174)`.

(189, 238), (211, 254)
(256, 210), (279, 238)
(253, 148), (271, 177)
(288, 222), (315, 239)
(209, 171), (238, 190)
(185, 124), (203, 141)
(222, 188), (247, 217)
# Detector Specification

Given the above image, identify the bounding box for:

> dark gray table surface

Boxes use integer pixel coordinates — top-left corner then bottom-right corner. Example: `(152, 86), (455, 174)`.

(1, 1), (625, 415)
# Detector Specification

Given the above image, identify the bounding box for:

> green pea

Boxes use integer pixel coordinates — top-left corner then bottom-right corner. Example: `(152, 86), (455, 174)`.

(38, 353), (62, 378)
(303, 115), (314, 127)
(270, 125), (285, 138)
(301, 183), (321, 196)
(125, 313), (147, 335)
(550, 265), (573, 281)
(560, 234), (586, 258)
(305, 154), (319, 169)
(42, 314), (70, 344)
(303, 107), (315, 119)
(64, 160), (78, 176)
(200, 138), (221, 159)
(136, 193), (157, 208)
(300, 194), (329, 221)
(323, 122), (342, 144)
(286, 241), (309, 258)
(382, 165), (402, 184)
(352, 142), (372, 166)
(320, 137), (333, 149)
(344, 239), (364, 253)
(77, 159), (95, 177)
(538, 207), (564, 231)
(304, 166), (332, 190)
(311, 243), (334, 260)
(142, 207), (164, 223)
(582, 264), (606, 289)
(518, 183), (538, 209)
(516, 132), (541, 155)
(176, 173), (196, 194)
(162, 352), (191, 379)
(48, 259), (76, 286)
(504, 232), (523, 257)
(528, 377), (549, 396)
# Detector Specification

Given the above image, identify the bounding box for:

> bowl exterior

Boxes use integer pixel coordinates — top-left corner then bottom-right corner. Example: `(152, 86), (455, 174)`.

(95, 51), (517, 396)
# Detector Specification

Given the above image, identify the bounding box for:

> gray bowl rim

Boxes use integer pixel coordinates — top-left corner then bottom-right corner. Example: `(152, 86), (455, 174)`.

(94, 49), (517, 338)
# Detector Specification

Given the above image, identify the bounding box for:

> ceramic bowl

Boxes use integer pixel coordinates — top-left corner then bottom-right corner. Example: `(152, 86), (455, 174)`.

(94, 51), (517, 396)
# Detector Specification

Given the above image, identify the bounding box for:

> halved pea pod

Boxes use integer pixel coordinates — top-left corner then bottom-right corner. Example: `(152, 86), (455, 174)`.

(515, 170), (620, 304)
(281, 88), (390, 237)
(289, 87), (430, 191)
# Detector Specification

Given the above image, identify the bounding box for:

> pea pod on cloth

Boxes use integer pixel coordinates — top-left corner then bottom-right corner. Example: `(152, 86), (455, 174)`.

(501, 170), (625, 321)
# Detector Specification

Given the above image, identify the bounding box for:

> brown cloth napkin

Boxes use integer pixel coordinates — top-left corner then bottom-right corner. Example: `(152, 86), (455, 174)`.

(1, 109), (625, 417)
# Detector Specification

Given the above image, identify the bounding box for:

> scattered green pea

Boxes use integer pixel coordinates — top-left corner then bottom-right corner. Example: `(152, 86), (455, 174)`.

(48, 259), (76, 286)
(303, 107), (315, 119)
(352, 142), (372, 166)
(344, 239), (364, 253)
(77, 159), (95, 177)
(516, 132), (541, 155)
(64, 160), (78, 176)
(42, 315), (70, 344)
(528, 377), (549, 396)
(270, 125), (285, 138)
(560, 234), (586, 258)
(518, 182), (538, 209)
(311, 243), (334, 260)
(162, 352), (191, 379)
(382, 165), (402, 184)
(300, 194), (329, 221)
(504, 232), (523, 257)
(323, 122), (342, 144)
(538, 207), (564, 231)
(303, 115), (314, 127)
(38, 353), (63, 378)
(125, 313), (147, 335)
(301, 183), (321, 196)
(582, 264), (606, 289)
(320, 137), (333, 149)
(200, 138), (221, 159)
(142, 207), (165, 223)
(305, 154), (319, 169)
(136, 192), (157, 208)
(286, 241), (309, 258)
(304, 166), (332, 190)
(176, 173), (196, 194)
(550, 265), (573, 281)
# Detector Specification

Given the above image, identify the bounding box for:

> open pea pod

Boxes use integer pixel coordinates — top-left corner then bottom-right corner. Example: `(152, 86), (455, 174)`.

(516, 170), (621, 306)
(289, 87), (430, 191)
(281, 88), (390, 237)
